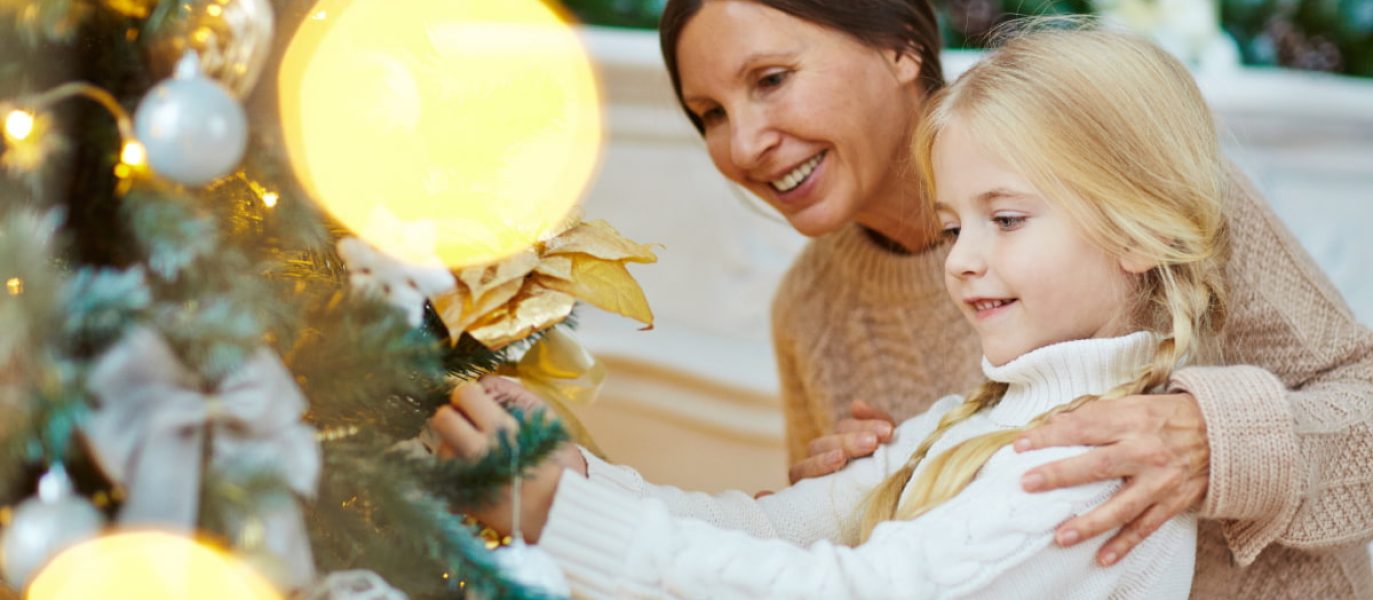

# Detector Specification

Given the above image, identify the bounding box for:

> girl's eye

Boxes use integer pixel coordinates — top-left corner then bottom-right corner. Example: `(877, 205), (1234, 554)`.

(699, 106), (725, 125)
(992, 215), (1026, 231)
(758, 70), (789, 89)
(941, 225), (961, 240)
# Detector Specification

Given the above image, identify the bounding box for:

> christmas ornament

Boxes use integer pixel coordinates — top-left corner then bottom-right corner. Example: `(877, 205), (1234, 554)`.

(299, 570), (405, 600)
(146, 0), (275, 98)
(431, 218), (657, 349)
(82, 327), (318, 586)
(26, 531), (282, 600)
(478, 441), (569, 599)
(0, 466), (105, 588)
(134, 52), (248, 186)
(278, 0), (602, 268)
(337, 235), (455, 327)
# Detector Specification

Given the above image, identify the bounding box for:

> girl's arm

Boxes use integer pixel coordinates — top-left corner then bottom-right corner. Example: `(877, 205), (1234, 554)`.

(538, 445), (1190, 599)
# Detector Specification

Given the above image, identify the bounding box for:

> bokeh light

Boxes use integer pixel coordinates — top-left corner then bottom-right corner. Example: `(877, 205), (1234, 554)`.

(27, 531), (282, 600)
(278, 0), (603, 268)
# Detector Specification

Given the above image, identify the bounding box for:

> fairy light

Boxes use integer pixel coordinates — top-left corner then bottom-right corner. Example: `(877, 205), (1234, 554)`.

(6, 278), (22, 296)
(120, 140), (146, 167)
(260, 191), (279, 208)
(4, 110), (35, 141)
(206, 4), (223, 17)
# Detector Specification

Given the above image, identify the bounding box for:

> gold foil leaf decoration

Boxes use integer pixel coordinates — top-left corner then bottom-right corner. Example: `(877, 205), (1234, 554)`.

(536, 257), (653, 328)
(543, 220), (657, 263)
(432, 219), (656, 348)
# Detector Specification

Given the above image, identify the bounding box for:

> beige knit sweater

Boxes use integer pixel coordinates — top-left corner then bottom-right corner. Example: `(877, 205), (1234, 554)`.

(769, 165), (1373, 599)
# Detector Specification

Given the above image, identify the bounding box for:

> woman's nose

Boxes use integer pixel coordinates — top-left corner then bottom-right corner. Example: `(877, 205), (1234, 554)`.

(729, 107), (780, 172)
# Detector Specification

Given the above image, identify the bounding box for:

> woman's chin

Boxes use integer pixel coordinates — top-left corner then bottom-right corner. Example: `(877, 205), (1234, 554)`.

(783, 204), (850, 238)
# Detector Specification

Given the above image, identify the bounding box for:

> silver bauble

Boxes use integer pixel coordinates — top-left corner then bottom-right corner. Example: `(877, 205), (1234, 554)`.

(0, 467), (105, 588)
(134, 52), (248, 186)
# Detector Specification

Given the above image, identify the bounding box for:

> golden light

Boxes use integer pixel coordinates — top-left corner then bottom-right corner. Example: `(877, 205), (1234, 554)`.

(120, 140), (147, 167)
(6, 278), (21, 296)
(278, 0), (602, 268)
(27, 531), (283, 600)
(4, 110), (35, 141)
(261, 191), (279, 208)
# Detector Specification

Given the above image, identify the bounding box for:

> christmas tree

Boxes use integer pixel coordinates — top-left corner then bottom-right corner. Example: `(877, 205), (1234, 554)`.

(0, 0), (650, 598)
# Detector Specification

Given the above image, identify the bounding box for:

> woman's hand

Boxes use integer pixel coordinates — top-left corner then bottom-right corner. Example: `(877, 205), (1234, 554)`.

(788, 400), (895, 484)
(429, 381), (582, 542)
(1014, 392), (1210, 566)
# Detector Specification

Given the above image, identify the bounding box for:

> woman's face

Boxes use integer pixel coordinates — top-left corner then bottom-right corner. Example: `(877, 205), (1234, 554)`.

(675, 0), (925, 237)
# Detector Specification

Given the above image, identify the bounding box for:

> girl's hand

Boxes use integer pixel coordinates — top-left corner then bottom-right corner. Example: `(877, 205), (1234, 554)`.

(1013, 392), (1210, 567)
(788, 400), (896, 484)
(429, 381), (577, 543)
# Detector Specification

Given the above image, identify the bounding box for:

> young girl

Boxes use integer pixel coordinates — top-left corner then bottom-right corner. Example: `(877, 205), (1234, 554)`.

(440, 25), (1226, 598)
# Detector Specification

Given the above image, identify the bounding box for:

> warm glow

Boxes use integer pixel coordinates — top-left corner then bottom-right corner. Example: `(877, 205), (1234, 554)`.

(261, 191), (279, 208)
(27, 531), (283, 600)
(120, 140), (147, 167)
(206, 4), (222, 17)
(4, 110), (35, 141)
(6, 277), (22, 296)
(278, 0), (602, 268)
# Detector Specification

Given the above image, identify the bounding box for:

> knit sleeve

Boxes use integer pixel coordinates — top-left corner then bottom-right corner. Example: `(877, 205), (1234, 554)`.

(771, 265), (829, 465)
(579, 398), (964, 547)
(539, 446), (1189, 599)
(1174, 163), (1373, 565)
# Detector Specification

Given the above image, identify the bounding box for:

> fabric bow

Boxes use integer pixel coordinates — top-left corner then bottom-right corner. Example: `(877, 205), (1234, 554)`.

(498, 327), (607, 458)
(84, 327), (320, 588)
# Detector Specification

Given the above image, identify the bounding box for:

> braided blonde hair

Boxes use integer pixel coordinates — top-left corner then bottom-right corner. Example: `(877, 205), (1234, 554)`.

(859, 22), (1229, 541)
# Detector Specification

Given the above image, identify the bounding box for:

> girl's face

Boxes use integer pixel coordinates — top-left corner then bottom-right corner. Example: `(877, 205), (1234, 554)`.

(932, 118), (1147, 366)
(675, 0), (925, 237)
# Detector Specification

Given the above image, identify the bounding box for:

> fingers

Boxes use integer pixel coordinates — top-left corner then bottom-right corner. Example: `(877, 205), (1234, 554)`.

(453, 382), (519, 434)
(808, 431), (881, 461)
(478, 375), (547, 413)
(1021, 443), (1141, 493)
(430, 406), (489, 459)
(835, 418), (895, 442)
(788, 450), (845, 484)
(1015, 400), (1140, 453)
(1093, 502), (1175, 566)
(850, 400), (896, 425)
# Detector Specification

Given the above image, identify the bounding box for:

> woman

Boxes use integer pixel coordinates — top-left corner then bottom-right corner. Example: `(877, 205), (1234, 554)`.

(648, 1), (1373, 597)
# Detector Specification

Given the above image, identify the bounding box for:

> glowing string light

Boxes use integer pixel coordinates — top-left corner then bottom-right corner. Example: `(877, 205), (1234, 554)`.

(4, 110), (35, 141)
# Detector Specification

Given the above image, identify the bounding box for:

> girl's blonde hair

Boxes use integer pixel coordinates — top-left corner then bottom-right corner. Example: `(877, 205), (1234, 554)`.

(859, 21), (1230, 541)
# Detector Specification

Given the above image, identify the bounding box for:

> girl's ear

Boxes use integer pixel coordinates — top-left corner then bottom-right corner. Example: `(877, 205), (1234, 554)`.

(1118, 250), (1156, 274)
(885, 47), (922, 86)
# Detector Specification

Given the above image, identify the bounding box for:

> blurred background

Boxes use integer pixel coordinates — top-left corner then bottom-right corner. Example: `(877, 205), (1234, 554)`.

(553, 0), (1373, 493)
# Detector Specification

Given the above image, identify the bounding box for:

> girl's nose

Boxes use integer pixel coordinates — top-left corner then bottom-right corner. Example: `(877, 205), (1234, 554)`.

(945, 234), (987, 279)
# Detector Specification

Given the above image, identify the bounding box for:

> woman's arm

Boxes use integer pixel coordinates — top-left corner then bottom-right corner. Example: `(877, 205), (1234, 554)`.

(1013, 163), (1373, 565)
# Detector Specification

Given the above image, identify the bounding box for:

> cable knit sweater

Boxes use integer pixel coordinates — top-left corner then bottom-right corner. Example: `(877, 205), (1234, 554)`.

(767, 165), (1373, 598)
(544, 333), (1196, 599)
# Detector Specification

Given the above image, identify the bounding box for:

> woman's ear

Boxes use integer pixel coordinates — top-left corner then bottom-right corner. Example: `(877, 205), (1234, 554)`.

(1118, 250), (1156, 274)
(885, 47), (922, 86)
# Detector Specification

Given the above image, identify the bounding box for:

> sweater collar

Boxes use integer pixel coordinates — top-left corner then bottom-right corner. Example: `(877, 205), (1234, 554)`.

(982, 332), (1159, 426)
(820, 224), (949, 301)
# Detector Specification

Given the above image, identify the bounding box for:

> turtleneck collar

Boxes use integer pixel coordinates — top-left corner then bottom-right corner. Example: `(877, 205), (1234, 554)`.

(982, 332), (1160, 427)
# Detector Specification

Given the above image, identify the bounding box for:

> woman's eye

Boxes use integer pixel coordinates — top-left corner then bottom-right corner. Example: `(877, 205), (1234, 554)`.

(758, 71), (789, 89)
(941, 225), (961, 240)
(699, 106), (725, 124)
(992, 215), (1026, 231)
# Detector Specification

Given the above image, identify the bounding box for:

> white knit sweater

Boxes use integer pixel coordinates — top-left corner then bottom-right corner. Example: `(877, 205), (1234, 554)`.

(538, 333), (1197, 599)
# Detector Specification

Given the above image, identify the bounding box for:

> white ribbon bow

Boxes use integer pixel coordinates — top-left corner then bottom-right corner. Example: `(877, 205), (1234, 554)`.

(84, 327), (320, 588)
